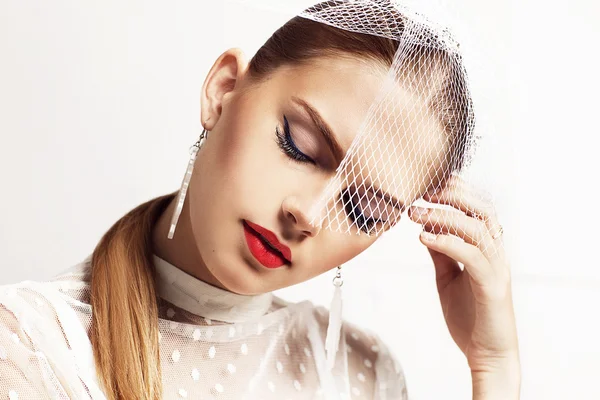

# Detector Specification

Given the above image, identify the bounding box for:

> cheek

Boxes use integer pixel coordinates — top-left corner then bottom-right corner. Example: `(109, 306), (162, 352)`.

(212, 114), (254, 174)
(219, 96), (273, 169)
(208, 110), (289, 208)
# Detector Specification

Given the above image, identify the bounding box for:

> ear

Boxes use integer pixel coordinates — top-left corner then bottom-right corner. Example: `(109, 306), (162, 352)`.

(200, 48), (248, 131)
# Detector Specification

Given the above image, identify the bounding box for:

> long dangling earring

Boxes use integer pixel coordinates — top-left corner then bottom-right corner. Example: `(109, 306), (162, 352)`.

(325, 265), (344, 370)
(167, 128), (209, 239)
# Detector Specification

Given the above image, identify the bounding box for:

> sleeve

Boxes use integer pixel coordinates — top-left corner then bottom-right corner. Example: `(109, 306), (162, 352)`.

(0, 293), (61, 398)
(0, 284), (83, 399)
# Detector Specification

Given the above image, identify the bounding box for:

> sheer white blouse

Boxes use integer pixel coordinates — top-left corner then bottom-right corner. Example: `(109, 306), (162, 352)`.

(0, 255), (407, 399)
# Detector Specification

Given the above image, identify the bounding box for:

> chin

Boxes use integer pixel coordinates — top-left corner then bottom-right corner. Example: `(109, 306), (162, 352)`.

(207, 252), (263, 295)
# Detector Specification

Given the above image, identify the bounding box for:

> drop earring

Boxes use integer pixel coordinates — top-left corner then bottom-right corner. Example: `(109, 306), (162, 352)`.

(167, 127), (209, 239)
(325, 265), (344, 370)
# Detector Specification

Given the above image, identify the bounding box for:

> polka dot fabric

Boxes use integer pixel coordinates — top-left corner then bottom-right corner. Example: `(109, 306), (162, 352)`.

(0, 257), (407, 399)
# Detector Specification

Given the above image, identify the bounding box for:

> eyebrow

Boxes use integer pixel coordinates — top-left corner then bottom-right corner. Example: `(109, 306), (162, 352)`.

(290, 97), (404, 214)
(290, 96), (345, 164)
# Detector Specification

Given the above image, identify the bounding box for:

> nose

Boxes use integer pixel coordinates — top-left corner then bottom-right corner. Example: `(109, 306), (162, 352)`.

(281, 196), (321, 237)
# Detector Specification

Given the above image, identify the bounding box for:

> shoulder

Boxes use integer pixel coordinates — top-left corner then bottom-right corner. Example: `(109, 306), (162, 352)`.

(0, 260), (91, 349)
(312, 304), (409, 400)
(0, 258), (92, 313)
(0, 257), (92, 342)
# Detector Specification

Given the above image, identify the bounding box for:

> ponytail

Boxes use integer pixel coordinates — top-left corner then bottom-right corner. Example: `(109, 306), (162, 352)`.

(90, 193), (175, 399)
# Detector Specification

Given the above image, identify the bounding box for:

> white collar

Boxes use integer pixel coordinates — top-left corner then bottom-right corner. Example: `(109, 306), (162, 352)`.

(152, 254), (273, 323)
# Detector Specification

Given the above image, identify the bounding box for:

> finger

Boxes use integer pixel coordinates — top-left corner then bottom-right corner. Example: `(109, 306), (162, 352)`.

(424, 178), (499, 228)
(410, 206), (501, 261)
(420, 230), (492, 286)
(426, 246), (462, 291)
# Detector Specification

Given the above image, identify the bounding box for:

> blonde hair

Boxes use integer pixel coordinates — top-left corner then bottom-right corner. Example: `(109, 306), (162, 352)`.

(90, 193), (174, 399)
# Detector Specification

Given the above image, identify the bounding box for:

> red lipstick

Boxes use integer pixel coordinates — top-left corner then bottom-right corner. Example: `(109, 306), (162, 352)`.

(243, 220), (292, 269)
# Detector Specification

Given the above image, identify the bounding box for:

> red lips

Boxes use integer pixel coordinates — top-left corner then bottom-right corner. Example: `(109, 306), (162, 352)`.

(243, 220), (292, 269)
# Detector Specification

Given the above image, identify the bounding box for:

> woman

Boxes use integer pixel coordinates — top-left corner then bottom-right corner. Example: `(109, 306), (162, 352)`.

(0, 1), (520, 399)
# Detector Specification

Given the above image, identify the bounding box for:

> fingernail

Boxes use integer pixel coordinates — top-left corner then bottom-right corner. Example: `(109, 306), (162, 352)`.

(421, 231), (437, 243)
(412, 207), (431, 217)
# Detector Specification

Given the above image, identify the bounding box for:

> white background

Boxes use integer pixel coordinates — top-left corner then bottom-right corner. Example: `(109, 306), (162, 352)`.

(0, 0), (599, 399)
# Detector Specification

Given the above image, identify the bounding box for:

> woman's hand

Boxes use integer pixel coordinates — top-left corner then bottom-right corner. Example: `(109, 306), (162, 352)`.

(408, 175), (520, 400)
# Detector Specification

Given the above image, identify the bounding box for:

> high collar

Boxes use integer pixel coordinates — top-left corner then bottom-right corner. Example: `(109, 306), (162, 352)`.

(153, 254), (273, 323)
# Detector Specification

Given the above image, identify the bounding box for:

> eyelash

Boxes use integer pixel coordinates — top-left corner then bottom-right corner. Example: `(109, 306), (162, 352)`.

(276, 117), (381, 234)
(275, 115), (315, 165)
(342, 190), (382, 234)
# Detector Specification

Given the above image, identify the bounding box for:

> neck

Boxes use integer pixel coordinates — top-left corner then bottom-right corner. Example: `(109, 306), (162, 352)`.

(152, 193), (227, 291)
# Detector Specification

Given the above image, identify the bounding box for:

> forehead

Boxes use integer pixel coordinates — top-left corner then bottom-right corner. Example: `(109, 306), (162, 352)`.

(265, 56), (447, 203)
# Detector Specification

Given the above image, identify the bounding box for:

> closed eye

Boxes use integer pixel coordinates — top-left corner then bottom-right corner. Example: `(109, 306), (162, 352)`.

(341, 188), (386, 234)
(275, 115), (316, 165)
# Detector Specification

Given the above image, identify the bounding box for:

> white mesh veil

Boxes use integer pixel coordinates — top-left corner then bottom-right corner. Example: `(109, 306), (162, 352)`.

(263, 0), (501, 259)
(301, 1), (473, 226)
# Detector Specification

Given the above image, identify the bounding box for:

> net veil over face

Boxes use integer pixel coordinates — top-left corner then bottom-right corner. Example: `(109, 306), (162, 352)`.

(260, 0), (500, 259)
(300, 1), (483, 237)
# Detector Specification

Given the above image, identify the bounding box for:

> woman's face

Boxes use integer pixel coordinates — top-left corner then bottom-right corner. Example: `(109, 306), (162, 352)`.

(189, 49), (444, 295)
